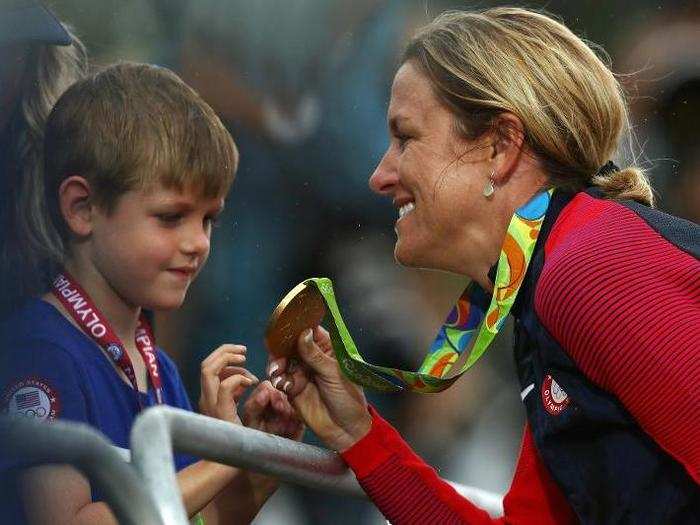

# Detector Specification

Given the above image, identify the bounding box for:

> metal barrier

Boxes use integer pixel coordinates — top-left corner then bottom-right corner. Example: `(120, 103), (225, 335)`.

(2, 406), (504, 524)
(130, 405), (504, 523)
(0, 415), (164, 525)
(130, 406), (363, 524)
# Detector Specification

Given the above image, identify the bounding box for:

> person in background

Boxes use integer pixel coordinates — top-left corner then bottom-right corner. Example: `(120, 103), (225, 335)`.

(615, 12), (700, 223)
(0, 0), (87, 319)
(270, 7), (700, 524)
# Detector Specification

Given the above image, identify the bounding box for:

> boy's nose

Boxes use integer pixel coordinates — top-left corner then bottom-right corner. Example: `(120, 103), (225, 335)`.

(369, 149), (398, 196)
(182, 227), (210, 256)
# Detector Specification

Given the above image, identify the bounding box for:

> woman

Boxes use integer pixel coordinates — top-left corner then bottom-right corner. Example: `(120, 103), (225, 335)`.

(0, 0), (87, 319)
(268, 7), (700, 524)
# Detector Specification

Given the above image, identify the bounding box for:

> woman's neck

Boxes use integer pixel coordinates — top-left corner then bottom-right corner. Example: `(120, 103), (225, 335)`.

(47, 257), (142, 347)
(468, 177), (549, 292)
(455, 243), (497, 293)
(447, 215), (506, 294)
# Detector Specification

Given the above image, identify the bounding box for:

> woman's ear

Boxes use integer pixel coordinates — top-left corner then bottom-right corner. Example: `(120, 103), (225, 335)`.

(490, 112), (526, 184)
(58, 176), (94, 237)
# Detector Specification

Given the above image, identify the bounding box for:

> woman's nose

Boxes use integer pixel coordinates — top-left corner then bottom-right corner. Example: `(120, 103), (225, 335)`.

(369, 149), (399, 195)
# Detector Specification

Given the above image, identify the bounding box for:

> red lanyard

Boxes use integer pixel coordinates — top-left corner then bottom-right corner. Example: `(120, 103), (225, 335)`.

(52, 272), (163, 407)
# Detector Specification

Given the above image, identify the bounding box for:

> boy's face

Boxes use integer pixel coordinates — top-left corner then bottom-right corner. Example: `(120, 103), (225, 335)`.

(88, 182), (224, 311)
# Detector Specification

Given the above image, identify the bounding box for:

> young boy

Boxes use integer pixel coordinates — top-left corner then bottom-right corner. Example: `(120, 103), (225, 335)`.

(0, 62), (302, 524)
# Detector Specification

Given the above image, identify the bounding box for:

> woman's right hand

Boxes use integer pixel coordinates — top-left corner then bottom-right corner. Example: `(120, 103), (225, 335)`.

(268, 326), (372, 452)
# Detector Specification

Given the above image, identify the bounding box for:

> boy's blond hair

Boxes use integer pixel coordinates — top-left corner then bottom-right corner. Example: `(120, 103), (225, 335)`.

(34, 62), (237, 274)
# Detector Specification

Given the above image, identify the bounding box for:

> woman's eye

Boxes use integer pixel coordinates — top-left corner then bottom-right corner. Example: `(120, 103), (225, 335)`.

(396, 134), (410, 151)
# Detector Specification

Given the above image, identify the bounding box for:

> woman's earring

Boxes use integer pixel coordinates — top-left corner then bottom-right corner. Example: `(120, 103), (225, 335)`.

(483, 173), (495, 198)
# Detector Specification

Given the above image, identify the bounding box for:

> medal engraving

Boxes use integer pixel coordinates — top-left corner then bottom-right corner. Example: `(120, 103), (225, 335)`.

(265, 282), (326, 358)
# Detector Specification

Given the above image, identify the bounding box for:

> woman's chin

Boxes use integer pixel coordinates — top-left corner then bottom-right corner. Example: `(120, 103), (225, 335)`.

(394, 240), (420, 268)
(395, 238), (448, 271)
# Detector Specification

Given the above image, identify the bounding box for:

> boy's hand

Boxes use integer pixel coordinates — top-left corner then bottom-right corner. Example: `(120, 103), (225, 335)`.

(242, 380), (305, 441)
(240, 381), (305, 507)
(199, 344), (258, 425)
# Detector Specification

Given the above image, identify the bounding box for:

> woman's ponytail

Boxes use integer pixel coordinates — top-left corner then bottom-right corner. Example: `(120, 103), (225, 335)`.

(591, 166), (655, 207)
(1, 26), (87, 303)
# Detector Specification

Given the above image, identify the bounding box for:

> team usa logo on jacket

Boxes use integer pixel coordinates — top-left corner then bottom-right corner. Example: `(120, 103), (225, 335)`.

(541, 374), (570, 415)
(1, 378), (60, 421)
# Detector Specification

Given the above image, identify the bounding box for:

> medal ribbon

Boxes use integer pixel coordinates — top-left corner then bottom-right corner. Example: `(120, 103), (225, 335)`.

(303, 189), (553, 393)
(51, 272), (163, 406)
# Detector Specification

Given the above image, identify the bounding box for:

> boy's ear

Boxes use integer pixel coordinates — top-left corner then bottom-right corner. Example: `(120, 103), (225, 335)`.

(490, 112), (526, 184)
(58, 176), (95, 237)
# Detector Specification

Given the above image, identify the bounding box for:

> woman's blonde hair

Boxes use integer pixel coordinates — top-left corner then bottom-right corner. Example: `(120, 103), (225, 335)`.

(1, 25), (88, 303)
(404, 7), (654, 205)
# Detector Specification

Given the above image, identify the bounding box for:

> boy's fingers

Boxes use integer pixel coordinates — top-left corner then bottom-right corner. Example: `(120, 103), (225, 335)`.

(219, 374), (255, 405)
(202, 354), (246, 377)
(270, 388), (291, 417)
(246, 384), (270, 411)
(269, 387), (288, 413)
(220, 366), (258, 383)
(251, 380), (276, 402)
(243, 381), (274, 424)
(200, 359), (250, 414)
(201, 353), (246, 378)
(203, 343), (247, 361)
(218, 344), (247, 354)
(201, 344), (247, 368)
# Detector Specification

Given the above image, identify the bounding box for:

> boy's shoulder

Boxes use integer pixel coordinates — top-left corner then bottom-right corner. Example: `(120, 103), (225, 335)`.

(0, 299), (91, 423)
(1, 298), (83, 354)
(0, 299), (88, 385)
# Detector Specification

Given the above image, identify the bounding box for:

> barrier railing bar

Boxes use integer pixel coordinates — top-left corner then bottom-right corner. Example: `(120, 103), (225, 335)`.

(130, 406), (190, 525)
(131, 406), (504, 520)
(0, 416), (164, 525)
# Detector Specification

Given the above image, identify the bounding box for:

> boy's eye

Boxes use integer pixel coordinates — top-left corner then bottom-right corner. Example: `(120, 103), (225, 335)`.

(204, 214), (220, 229)
(157, 213), (183, 224)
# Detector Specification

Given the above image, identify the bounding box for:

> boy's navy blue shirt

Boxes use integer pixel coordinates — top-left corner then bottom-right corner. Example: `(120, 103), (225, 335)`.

(0, 298), (197, 521)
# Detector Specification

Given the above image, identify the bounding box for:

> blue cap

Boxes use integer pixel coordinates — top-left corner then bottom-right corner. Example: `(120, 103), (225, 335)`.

(0, 0), (72, 46)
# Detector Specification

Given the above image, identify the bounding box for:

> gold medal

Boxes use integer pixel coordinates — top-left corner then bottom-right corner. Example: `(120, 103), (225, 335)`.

(265, 282), (326, 358)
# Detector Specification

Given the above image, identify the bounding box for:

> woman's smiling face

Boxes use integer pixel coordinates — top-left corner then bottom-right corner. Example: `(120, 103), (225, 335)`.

(369, 61), (494, 275)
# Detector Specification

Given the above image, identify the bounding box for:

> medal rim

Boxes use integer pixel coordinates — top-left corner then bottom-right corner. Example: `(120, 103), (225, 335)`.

(265, 282), (326, 358)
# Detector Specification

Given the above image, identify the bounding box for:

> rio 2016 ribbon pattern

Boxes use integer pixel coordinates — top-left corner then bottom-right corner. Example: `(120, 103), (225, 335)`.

(302, 189), (553, 393)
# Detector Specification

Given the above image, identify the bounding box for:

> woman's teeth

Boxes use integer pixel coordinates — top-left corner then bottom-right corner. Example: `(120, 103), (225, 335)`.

(398, 202), (415, 219)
